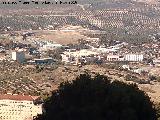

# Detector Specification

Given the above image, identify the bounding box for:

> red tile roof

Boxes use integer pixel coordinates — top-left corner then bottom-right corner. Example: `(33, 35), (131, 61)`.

(0, 94), (40, 101)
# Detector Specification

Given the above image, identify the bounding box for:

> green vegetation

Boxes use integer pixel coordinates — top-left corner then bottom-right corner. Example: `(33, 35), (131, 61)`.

(34, 74), (157, 120)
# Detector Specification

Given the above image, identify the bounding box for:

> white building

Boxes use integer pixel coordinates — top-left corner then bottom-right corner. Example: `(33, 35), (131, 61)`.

(0, 93), (42, 120)
(12, 51), (25, 63)
(93, 47), (118, 53)
(124, 54), (143, 61)
(107, 55), (120, 61)
(61, 54), (71, 63)
(42, 43), (62, 50)
(122, 65), (130, 70)
(61, 49), (99, 64)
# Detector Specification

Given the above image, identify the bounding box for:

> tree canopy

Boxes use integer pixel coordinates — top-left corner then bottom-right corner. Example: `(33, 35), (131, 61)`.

(34, 74), (157, 120)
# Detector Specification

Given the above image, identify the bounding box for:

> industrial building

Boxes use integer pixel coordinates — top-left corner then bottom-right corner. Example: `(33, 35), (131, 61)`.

(42, 43), (62, 50)
(11, 51), (25, 63)
(34, 57), (54, 64)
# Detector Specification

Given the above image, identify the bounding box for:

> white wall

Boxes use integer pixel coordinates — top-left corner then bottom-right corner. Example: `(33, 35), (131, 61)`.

(124, 54), (143, 61)
(12, 51), (25, 63)
(0, 99), (42, 120)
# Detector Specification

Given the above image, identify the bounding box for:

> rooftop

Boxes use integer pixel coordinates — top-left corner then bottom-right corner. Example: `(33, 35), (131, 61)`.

(0, 93), (40, 101)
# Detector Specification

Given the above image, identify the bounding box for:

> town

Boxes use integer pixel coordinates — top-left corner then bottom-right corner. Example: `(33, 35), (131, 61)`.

(0, 24), (160, 99)
(1, 0), (160, 120)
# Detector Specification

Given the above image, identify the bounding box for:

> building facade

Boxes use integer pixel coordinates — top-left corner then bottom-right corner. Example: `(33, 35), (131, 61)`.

(42, 43), (62, 50)
(61, 50), (99, 65)
(107, 55), (120, 61)
(12, 51), (25, 63)
(124, 54), (144, 62)
(0, 93), (42, 120)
